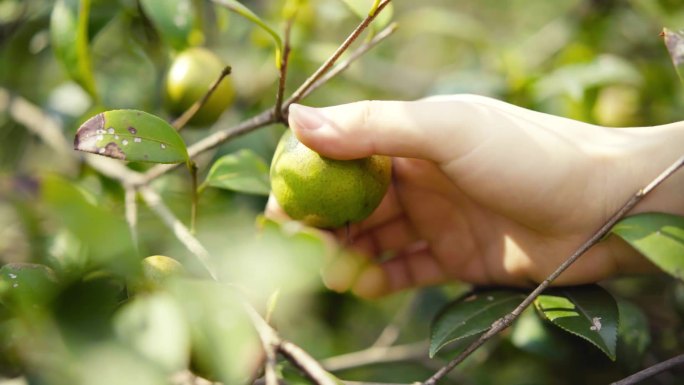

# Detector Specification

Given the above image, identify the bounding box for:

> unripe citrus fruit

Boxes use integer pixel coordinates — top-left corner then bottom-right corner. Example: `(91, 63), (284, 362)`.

(270, 130), (392, 228)
(165, 47), (235, 127)
(132, 256), (185, 292)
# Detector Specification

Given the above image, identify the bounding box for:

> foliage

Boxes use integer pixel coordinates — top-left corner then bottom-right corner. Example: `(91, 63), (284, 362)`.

(1, 1), (684, 385)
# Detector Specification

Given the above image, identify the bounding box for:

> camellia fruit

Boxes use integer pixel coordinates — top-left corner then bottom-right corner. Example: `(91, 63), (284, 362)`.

(131, 255), (185, 292)
(270, 130), (392, 228)
(165, 47), (235, 127)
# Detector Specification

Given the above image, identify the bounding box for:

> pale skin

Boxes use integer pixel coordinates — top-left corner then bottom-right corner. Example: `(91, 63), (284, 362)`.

(266, 95), (684, 298)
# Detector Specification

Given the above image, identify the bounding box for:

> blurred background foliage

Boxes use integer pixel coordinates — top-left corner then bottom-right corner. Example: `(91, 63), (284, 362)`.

(0, 0), (684, 384)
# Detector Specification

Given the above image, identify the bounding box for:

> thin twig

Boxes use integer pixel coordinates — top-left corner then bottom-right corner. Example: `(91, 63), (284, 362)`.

(242, 303), (338, 385)
(274, 16), (294, 124)
(611, 354), (684, 385)
(124, 185), (139, 254)
(371, 290), (415, 348)
(423, 155), (684, 385)
(172, 65), (232, 131)
(283, 0), (393, 110)
(321, 341), (428, 372)
(189, 161), (199, 235)
(0, 88), (77, 166)
(138, 185), (218, 281)
(139, 110), (274, 184)
(138, 6), (395, 186)
(278, 341), (339, 385)
(300, 23), (398, 103)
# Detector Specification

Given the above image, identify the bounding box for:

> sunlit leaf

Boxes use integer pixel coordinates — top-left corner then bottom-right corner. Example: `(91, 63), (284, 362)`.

(204, 149), (271, 195)
(430, 290), (525, 357)
(663, 28), (684, 84)
(612, 212), (684, 281)
(41, 174), (137, 274)
(534, 285), (618, 361)
(51, 0), (98, 100)
(74, 110), (189, 164)
(114, 292), (190, 373)
(140, 0), (200, 50)
(510, 307), (574, 362)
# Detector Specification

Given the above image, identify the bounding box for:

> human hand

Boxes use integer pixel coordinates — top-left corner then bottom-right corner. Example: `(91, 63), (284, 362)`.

(266, 95), (684, 298)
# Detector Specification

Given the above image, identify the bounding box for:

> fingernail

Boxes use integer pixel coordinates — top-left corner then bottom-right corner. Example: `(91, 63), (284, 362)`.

(288, 104), (327, 131)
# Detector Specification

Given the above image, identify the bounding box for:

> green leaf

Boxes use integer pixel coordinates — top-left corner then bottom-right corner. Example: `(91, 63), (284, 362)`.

(611, 212), (684, 281)
(534, 285), (618, 361)
(204, 149), (271, 195)
(510, 307), (575, 362)
(51, 0), (98, 100)
(41, 174), (137, 274)
(74, 110), (189, 164)
(616, 299), (651, 371)
(114, 292), (190, 373)
(429, 290), (526, 357)
(169, 279), (260, 384)
(90, 15), (157, 110)
(139, 0), (199, 51)
(663, 28), (684, 84)
(213, 0), (283, 67)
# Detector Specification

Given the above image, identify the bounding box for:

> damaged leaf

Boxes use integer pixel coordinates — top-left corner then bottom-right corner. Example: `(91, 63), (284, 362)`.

(74, 110), (189, 164)
(663, 28), (684, 84)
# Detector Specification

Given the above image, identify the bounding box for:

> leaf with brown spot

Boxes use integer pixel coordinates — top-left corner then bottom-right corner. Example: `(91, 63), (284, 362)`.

(74, 110), (189, 164)
(663, 28), (684, 84)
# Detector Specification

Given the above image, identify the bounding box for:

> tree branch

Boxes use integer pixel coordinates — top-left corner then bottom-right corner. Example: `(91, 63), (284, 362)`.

(124, 185), (139, 254)
(298, 23), (398, 103)
(423, 154), (684, 385)
(138, 185), (218, 281)
(274, 16), (294, 125)
(136, 3), (395, 186)
(283, 0), (393, 110)
(172, 65), (232, 131)
(321, 341), (428, 373)
(611, 354), (684, 385)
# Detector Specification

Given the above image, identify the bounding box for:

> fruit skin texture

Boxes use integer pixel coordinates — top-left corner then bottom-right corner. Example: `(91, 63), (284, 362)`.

(165, 47), (235, 127)
(270, 130), (392, 228)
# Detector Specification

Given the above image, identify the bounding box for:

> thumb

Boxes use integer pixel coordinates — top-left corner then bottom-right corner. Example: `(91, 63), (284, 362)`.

(287, 100), (471, 162)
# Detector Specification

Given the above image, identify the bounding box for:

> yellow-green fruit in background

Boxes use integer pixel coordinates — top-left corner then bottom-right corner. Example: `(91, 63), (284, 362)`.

(270, 130), (392, 228)
(165, 47), (235, 127)
(138, 256), (185, 291)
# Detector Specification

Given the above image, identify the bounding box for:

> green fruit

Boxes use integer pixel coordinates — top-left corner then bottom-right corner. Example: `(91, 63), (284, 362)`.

(165, 47), (235, 127)
(270, 130), (392, 228)
(0, 263), (58, 310)
(139, 256), (184, 291)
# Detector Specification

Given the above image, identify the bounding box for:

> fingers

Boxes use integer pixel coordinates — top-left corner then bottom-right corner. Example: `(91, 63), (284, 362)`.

(288, 100), (475, 163)
(339, 247), (450, 298)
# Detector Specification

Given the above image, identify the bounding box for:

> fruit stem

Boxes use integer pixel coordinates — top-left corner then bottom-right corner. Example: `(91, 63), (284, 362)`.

(189, 161), (199, 234)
